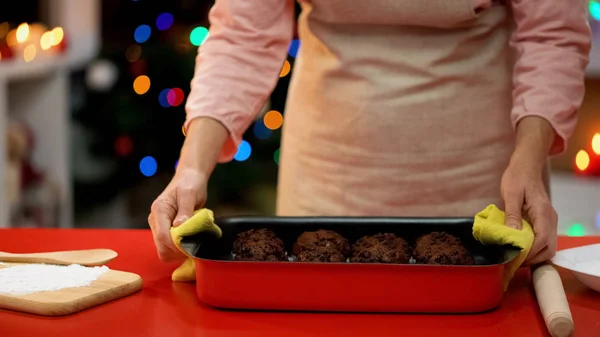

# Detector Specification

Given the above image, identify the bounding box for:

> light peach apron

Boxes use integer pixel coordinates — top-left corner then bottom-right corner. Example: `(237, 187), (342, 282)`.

(277, 0), (515, 217)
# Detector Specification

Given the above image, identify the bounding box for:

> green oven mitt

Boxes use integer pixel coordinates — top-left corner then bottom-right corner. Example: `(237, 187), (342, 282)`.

(473, 204), (535, 291)
(170, 208), (222, 282)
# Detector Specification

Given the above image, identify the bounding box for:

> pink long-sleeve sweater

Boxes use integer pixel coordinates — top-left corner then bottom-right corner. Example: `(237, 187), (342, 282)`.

(184, 0), (591, 162)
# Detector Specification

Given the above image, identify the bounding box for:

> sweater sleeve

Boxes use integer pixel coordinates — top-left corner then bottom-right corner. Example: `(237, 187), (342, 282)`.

(509, 0), (591, 155)
(184, 0), (295, 162)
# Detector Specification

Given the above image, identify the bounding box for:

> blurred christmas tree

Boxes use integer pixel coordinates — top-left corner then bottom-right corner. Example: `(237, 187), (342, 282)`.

(71, 0), (300, 216)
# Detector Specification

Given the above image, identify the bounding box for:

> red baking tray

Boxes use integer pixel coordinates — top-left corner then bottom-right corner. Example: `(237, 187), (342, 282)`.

(181, 216), (519, 313)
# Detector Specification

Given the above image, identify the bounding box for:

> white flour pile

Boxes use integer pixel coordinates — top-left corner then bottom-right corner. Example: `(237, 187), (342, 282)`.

(0, 264), (109, 295)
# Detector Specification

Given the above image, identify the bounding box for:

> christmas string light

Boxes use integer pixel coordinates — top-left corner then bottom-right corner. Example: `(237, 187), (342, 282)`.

(234, 140), (252, 161)
(40, 31), (53, 50)
(253, 120), (272, 139)
(280, 60), (291, 77)
(575, 150), (590, 172)
(592, 133), (600, 155)
(16, 23), (29, 43)
(139, 156), (158, 177)
(125, 44), (142, 62)
(567, 223), (586, 237)
(190, 26), (209, 46)
(133, 75), (151, 95)
(289, 39), (300, 58)
(274, 148), (280, 165)
(51, 27), (64, 45)
(264, 110), (283, 130)
(134, 25), (151, 43)
(574, 132), (600, 175)
(23, 45), (36, 62)
(590, 1), (600, 21)
(158, 88), (171, 108)
(156, 13), (174, 31)
(0, 22), (65, 64)
(167, 88), (185, 106)
(115, 136), (134, 157)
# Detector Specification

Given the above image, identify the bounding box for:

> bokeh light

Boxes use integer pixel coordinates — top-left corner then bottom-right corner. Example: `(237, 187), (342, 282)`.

(129, 59), (147, 77)
(190, 26), (209, 46)
(133, 75), (151, 95)
(16, 23), (29, 43)
(158, 88), (171, 107)
(590, 1), (600, 21)
(156, 13), (174, 31)
(125, 44), (142, 62)
(167, 88), (185, 107)
(280, 60), (291, 77)
(134, 25), (151, 43)
(139, 156), (158, 177)
(234, 140), (252, 161)
(575, 150), (590, 171)
(264, 110), (283, 130)
(289, 39), (300, 58)
(6, 30), (18, 47)
(253, 120), (272, 139)
(40, 31), (53, 50)
(51, 27), (64, 45)
(567, 223), (585, 237)
(597, 212), (600, 229)
(592, 133), (600, 155)
(274, 148), (280, 165)
(23, 45), (36, 62)
(115, 136), (133, 157)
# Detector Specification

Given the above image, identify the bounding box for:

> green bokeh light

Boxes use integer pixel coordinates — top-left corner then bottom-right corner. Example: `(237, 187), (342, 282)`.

(567, 223), (586, 237)
(590, 1), (600, 21)
(190, 27), (209, 46)
(274, 148), (280, 165)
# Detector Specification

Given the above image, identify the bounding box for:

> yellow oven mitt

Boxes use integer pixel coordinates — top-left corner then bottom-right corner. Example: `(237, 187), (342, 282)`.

(170, 208), (222, 282)
(473, 204), (535, 291)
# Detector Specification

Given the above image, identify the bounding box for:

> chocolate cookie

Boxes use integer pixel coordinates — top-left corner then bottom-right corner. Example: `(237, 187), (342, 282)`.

(292, 229), (350, 256)
(232, 229), (286, 262)
(296, 246), (346, 263)
(413, 232), (474, 265)
(350, 233), (410, 264)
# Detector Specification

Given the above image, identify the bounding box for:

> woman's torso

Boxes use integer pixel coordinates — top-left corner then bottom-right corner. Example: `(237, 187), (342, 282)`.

(276, 0), (515, 217)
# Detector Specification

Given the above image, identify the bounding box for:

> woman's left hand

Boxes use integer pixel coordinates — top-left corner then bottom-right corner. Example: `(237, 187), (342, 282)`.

(500, 116), (559, 266)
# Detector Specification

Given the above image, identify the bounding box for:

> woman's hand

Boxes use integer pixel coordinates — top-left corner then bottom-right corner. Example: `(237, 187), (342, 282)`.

(148, 169), (208, 261)
(148, 117), (230, 262)
(501, 116), (559, 265)
(501, 159), (558, 265)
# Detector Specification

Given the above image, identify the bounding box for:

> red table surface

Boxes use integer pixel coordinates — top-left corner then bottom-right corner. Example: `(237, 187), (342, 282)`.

(0, 229), (599, 337)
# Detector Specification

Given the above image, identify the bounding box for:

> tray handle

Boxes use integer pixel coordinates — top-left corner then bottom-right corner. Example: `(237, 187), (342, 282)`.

(178, 224), (223, 258)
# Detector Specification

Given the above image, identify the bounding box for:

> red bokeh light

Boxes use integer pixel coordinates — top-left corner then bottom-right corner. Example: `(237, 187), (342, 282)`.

(167, 88), (184, 107)
(115, 136), (133, 157)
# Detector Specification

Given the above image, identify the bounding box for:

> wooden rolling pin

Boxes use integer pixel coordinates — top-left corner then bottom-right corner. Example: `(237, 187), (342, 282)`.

(533, 264), (574, 337)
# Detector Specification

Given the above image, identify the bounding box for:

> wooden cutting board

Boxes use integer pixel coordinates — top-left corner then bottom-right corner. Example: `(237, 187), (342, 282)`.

(0, 264), (142, 316)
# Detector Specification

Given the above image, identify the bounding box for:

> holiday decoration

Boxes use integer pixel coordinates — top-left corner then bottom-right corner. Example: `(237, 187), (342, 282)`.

(0, 22), (67, 65)
(85, 59), (119, 92)
(5, 120), (60, 227)
(69, 1), (302, 216)
(574, 133), (600, 176)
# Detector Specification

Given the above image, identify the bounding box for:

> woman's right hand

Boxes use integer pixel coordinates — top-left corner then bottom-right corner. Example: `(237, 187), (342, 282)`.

(148, 168), (208, 261)
(147, 117), (230, 262)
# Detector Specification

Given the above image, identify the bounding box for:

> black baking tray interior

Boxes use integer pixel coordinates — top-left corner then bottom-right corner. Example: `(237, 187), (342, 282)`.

(180, 216), (520, 266)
